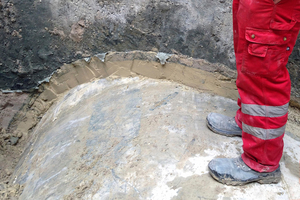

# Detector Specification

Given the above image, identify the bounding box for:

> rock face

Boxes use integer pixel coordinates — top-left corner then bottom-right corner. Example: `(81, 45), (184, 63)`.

(0, 0), (300, 95)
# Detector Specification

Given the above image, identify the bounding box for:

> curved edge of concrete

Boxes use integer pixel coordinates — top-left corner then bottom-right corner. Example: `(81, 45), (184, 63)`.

(6, 51), (239, 138)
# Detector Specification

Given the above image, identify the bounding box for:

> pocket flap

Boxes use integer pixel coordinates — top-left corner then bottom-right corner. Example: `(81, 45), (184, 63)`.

(245, 28), (291, 45)
(248, 43), (268, 57)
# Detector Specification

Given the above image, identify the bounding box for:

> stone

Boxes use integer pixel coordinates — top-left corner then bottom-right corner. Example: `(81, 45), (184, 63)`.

(17, 132), (23, 138)
(9, 136), (19, 145)
(38, 48), (53, 61)
(69, 20), (85, 42)
(5, 169), (12, 176)
(156, 52), (172, 65)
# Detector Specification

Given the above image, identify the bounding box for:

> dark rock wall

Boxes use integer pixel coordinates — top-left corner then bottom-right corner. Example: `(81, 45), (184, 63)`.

(0, 0), (300, 96)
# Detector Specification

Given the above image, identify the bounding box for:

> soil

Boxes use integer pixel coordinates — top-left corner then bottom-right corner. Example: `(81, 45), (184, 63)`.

(0, 128), (25, 199)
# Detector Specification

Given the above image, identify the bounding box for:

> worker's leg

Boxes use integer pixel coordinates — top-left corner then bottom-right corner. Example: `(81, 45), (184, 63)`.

(207, 0), (300, 184)
(236, 0), (300, 173)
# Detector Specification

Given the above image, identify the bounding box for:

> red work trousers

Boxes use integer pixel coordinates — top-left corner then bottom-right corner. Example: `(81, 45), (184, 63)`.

(233, 0), (300, 172)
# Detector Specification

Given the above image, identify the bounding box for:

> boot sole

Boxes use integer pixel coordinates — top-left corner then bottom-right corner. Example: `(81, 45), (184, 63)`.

(206, 118), (242, 137)
(209, 169), (281, 186)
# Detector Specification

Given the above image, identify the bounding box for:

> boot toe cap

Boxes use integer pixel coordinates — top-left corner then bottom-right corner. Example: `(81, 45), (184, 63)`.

(206, 113), (242, 136)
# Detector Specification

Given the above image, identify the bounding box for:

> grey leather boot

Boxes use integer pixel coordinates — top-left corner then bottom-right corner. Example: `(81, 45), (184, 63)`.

(208, 157), (281, 186)
(206, 113), (242, 136)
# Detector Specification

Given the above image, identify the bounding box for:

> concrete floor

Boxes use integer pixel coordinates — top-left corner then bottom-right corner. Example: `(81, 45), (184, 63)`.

(12, 77), (300, 200)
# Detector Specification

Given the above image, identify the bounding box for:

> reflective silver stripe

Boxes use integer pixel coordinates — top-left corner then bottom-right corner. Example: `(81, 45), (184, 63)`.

(242, 123), (286, 140)
(242, 103), (289, 118)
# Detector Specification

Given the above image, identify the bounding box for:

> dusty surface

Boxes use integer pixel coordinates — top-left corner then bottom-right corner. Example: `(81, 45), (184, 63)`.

(0, 0), (234, 90)
(11, 77), (300, 200)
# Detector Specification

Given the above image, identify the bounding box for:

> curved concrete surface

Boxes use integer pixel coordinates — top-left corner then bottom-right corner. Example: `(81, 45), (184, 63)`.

(12, 77), (300, 199)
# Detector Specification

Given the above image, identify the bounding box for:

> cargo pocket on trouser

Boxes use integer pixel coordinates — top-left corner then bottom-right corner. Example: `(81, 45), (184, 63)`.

(241, 27), (290, 76)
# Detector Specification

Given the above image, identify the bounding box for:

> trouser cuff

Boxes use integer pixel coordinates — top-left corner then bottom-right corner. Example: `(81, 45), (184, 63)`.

(241, 153), (280, 173)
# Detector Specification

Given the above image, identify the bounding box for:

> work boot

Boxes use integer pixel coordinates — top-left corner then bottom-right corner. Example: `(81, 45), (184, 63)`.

(206, 113), (242, 136)
(208, 157), (281, 186)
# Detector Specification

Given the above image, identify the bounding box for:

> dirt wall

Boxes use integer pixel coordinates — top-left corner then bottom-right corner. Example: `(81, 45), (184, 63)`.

(1, 0), (300, 92)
